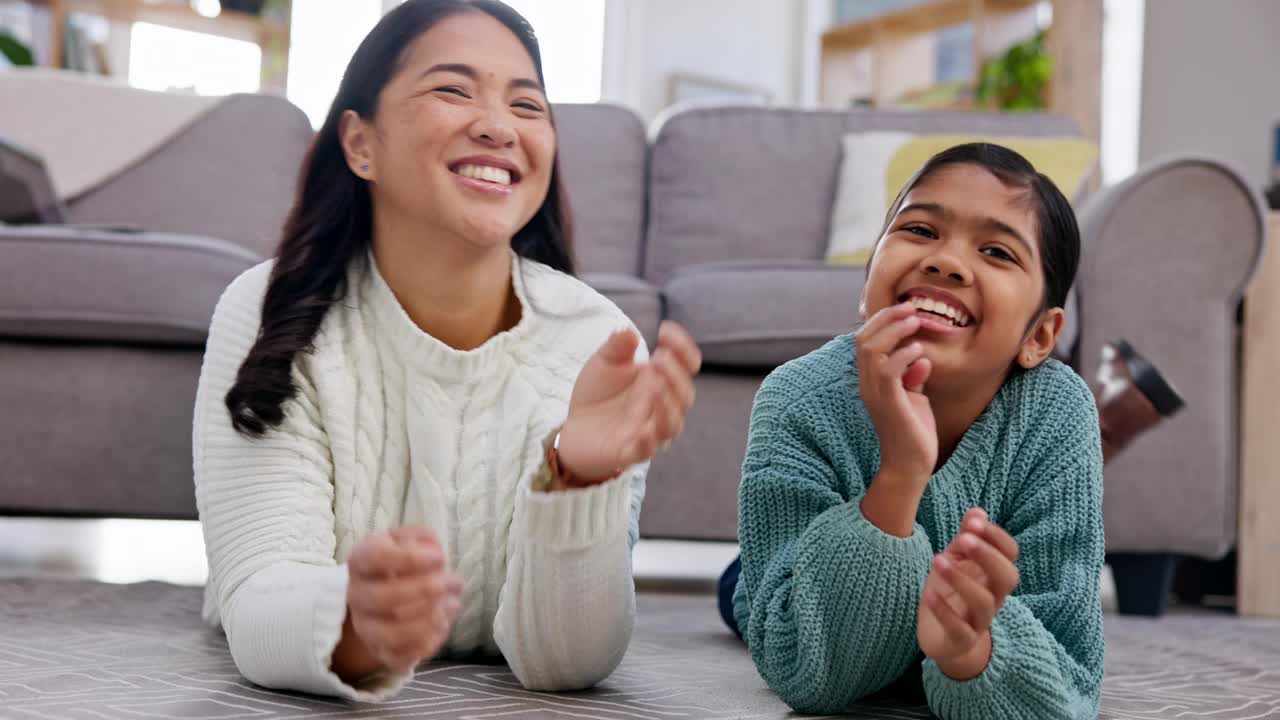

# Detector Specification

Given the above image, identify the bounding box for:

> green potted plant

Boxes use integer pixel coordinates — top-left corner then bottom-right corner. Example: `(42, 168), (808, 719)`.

(0, 30), (35, 67)
(976, 30), (1052, 111)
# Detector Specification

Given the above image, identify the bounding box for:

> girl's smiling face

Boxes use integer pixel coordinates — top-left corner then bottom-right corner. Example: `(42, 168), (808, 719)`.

(861, 163), (1064, 390)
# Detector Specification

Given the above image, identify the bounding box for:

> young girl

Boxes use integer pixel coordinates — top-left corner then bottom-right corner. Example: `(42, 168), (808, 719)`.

(194, 0), (700, 702)
(725, 143), (1103, 718)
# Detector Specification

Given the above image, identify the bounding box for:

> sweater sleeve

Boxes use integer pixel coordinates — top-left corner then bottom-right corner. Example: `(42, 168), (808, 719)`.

(921, 399), (1106, 720)
(193, 267), (411, 701)
(736, 377), (935, 715)
(491, 337), (649, 692)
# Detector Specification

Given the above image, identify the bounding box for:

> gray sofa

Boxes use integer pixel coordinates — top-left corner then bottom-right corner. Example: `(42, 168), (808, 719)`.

(0, 94), (1266, 613)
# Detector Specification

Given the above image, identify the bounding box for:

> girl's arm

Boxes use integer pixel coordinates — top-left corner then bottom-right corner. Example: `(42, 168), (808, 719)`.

(737, 373), (934, 715)
(194, 268), (411, 700)
(922, 396), (1105, 720)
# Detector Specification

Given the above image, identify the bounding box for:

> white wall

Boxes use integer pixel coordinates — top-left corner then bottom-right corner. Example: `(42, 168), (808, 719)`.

(603, 0), (820, 121)
(1139, 0), (1280, 188)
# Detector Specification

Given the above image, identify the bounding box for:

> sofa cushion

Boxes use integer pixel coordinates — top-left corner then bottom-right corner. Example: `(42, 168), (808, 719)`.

(0, 226), (260, 345)
(644, 106), (1082, 285)
(664, 261), (865, 368)
(582, 272), (661, 350)
(553, 104), (648, 276)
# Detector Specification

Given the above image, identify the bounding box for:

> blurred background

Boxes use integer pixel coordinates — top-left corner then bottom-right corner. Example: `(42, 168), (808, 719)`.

(0, 0), (1276, 192)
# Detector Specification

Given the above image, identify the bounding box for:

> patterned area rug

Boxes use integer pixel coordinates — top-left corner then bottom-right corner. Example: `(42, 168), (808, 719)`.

(1, 579), (1279, 719)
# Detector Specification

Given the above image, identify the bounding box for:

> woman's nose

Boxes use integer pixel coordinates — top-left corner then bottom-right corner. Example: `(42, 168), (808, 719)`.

(471, 107), (517, 148)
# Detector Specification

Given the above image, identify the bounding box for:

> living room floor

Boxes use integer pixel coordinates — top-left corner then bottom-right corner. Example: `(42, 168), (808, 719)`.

(4, 518), (1280, 720)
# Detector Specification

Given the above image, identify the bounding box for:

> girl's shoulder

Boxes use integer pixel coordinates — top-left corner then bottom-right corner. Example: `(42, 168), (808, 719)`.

(998, 359), (1101, 461)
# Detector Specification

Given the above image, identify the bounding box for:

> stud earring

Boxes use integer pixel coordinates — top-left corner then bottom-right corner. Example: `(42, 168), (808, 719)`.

(360, 164), (369, 172)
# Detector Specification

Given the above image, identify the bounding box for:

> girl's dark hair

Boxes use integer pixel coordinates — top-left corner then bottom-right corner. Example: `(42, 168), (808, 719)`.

(875, 142), (1080, 314)
(226, 0), (574, 437)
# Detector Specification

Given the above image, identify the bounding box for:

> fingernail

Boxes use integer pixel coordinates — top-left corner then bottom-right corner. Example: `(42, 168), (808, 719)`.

(967, 518), (986, 532)
(961, 534), (979, 550)
(934, 554), (951, 571)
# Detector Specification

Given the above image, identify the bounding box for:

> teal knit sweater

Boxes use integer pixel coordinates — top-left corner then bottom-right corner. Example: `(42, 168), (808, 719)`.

(733, 334), (1105, 718)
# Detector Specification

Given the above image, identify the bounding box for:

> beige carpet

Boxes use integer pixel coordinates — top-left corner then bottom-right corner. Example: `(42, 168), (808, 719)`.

(1, 578), (1279, 719)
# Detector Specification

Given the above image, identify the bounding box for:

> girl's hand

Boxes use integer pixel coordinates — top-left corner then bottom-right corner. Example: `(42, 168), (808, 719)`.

(335, 527), (463, 679)
(917, 508), (1021, 679)
(556, 322), (702, 484)
(856, 302), (937, 487)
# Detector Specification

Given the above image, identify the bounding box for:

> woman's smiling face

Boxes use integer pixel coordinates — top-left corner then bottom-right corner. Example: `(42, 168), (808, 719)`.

(861, 163), (1050, 388)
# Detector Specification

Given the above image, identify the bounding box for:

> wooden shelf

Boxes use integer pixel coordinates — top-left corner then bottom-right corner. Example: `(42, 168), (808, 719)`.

(822, 0), (1038, 53)
(19, 0), (291, 92)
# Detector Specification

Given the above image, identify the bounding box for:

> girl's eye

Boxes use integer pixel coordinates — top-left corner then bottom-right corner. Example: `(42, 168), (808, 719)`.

(981, 246), (1015, 262)
(903, 225), (936, 239)
(435, 86), (469, 97)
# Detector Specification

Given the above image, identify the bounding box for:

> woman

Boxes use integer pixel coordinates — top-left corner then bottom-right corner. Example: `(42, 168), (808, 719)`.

(193, 0), (700, 701)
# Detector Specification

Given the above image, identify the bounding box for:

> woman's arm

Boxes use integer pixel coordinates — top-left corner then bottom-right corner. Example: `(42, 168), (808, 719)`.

(194, 267), (410, 700)
(491, 455), (645, 691)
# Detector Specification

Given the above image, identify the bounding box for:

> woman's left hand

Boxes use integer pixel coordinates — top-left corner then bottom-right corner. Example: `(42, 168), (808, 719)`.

(918, 508), (1021, 679)
(556, 321), (702, 484)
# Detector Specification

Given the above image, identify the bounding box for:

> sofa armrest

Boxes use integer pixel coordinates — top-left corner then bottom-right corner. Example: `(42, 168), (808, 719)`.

(0, 226), (261, 346)
(1076, 157), (1266, 557)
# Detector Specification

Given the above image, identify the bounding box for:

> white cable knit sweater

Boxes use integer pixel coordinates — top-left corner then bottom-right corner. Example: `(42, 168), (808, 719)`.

(193, 251), (646, 701)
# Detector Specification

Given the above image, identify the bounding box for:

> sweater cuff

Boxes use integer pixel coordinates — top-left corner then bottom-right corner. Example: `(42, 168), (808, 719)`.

(519, 471), (633, 550)
(921, 598), (1064, 720)
(845, 497), (934, 559)
(227, 563), (412, 702)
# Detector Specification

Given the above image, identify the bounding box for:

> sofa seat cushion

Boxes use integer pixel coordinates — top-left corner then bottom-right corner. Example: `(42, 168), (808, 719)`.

(0, 226), (260, 345)
(664, 261), (866, 368)
(582, 272), (661, 349)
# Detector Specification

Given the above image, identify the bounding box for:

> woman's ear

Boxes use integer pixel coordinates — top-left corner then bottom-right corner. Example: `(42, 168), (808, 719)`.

(339, 109), (375, 180)
(1018, 307), (1065, 369)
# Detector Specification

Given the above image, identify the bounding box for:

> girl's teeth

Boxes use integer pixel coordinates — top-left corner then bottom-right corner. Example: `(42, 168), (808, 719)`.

(908, 296), (969, 327)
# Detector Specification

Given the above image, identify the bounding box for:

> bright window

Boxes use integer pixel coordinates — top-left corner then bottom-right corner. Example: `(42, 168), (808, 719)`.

(288, 0), (605, 128)
(128, 22), (261, 95)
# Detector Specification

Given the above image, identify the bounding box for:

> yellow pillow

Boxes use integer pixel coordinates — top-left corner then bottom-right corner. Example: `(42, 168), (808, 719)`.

(826, 132), (1098, 266)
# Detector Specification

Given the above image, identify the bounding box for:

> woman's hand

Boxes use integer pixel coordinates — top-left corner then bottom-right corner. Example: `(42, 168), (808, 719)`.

(917, 508), (1021, 680)
(333, 527), (463, 682)
(555, 322), (702, 484)
(856, 302), (937, 486)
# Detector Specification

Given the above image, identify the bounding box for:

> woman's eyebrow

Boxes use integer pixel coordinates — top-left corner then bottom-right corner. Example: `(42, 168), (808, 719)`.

(421, 63), (544, 93)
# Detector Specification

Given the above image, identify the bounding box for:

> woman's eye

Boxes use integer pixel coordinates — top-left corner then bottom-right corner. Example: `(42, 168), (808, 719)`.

(435, 86), (469, 97)
(981, 246), (1015, 262)
(903, 225), (936, 239)
(513, 101), (544, 112)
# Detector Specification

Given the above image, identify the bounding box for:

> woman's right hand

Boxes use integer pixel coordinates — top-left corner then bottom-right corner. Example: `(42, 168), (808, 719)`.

(334, 526), (463, 681)
(855, 302), (938, 489)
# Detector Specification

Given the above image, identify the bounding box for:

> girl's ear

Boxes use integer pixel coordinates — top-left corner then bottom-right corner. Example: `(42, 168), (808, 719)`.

(1018, 307), (1065, 369)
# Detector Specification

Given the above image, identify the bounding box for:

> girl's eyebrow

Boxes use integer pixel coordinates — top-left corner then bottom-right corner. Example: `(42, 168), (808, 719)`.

(899, 201), (1034, 259)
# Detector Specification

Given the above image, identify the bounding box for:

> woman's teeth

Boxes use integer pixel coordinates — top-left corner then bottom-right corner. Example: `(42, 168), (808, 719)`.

(456, 164), (512, 185)
(909, 296), (970, 327)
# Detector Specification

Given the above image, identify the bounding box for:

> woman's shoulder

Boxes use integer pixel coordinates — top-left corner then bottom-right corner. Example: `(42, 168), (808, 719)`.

(207, 260), (274, 342)
(518, 258), (646, 357)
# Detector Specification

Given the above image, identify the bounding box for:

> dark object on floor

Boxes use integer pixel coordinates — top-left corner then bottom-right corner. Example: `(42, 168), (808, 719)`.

(1175, 550), (1238, 608)
(4, 578), (1280, 719)
(1109, 552), (1177, 617)
(1093, 339), (1185, 463)
(221, 0), (267, 15)
(717, 554), (742, 639)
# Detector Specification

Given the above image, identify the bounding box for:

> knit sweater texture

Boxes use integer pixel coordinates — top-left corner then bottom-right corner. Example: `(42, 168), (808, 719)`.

(193, 251), (646, 701)
(733, 334), (1105, 718)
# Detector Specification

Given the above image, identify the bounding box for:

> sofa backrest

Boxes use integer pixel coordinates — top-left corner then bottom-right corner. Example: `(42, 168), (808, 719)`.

(66, 93), (314, 258)
(643, 107), (1082, 285)
(552, 103), (648, 276)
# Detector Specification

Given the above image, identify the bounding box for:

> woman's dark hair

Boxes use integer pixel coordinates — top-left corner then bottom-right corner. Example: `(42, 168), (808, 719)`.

(874, 142), (1080, 315)
(226, 0), (574, 437)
